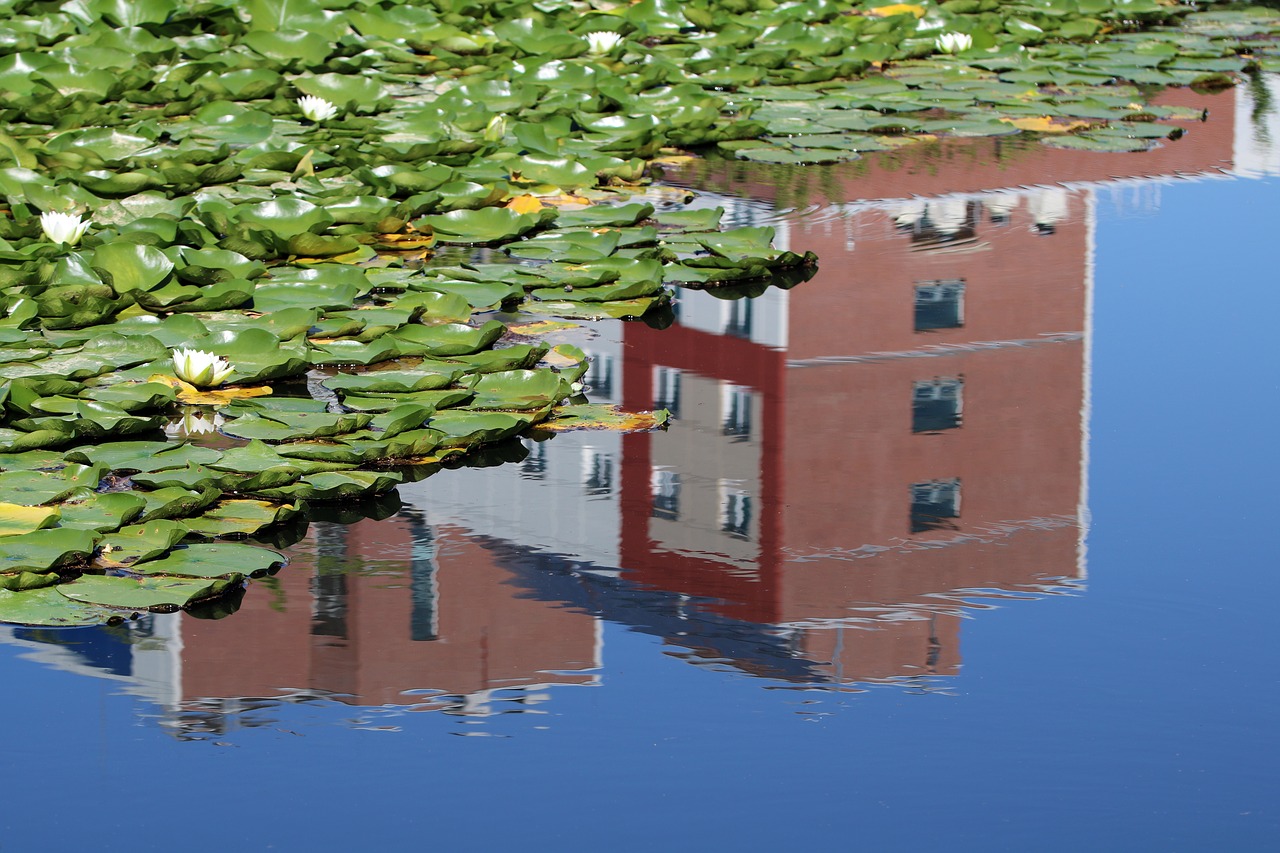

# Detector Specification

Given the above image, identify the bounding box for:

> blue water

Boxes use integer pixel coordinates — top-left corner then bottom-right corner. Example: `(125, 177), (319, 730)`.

(2, 173), (1277, 851)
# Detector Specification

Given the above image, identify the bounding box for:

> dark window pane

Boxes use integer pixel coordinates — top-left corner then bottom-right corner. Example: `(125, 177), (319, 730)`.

(910, 478), (961, 533)
(913, 378), (963, 433)
(915, 281), (965, 331)
(651, 469), (680, 520)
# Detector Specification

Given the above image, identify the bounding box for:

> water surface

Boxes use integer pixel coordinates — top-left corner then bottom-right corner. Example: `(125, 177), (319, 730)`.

(2, 82), (1278, 851)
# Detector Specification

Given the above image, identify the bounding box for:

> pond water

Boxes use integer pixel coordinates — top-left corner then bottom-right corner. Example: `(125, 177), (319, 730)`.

(3, 81), (1279, 850)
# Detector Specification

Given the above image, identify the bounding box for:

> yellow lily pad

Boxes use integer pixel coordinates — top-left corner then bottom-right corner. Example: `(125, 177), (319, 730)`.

(866, 4), (925, 18)
(508, 320), (582, 336)
(505, 193), (546, 214)
(0, 504), (62, 537)
(534, 404), (670, 433)
(148, 374), (273, 406)
(1001, 116), (1094, 133)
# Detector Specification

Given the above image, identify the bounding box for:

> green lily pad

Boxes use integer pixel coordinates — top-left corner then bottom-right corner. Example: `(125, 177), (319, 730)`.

(390, 320), (506, 357)
(57, 492), (148, 533)
(253, 470), (403, 502)
(469, 369), (569, 410)
(97, 520), (190, 567)
(0, 528), (99, 574)
(90, 242), (174, 293)
(0, 586), (123, 626)
(416, 207), (553, 245)
(136, 487), (222, 522)
(335, 388), (475, 413)
(129, 542), (284, 579)
(324, 367), (463, 394)
(58, 574), (242, 612)
(64, 440), (218, 473)
(219, 410), (372, 442)
(181, 499), (301, 538)
(427, 410), (538, 448)
(0, 468), (102, 506)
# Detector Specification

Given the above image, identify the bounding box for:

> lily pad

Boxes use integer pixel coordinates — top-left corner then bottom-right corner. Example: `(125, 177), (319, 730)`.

(416, 207), (553, 245)
(97, 520), (190, 567)
(129, 543), (284, 579)
(469, 369), (569, 410)
(58, 574), (242, 612)
(57, 492), (148, 533)
(0, 504), (62, 537)
(533, 404), (671, 432)
(0, 586), (124, 626)
(0, 528), (99, 574)
(181, 499), (301, 538)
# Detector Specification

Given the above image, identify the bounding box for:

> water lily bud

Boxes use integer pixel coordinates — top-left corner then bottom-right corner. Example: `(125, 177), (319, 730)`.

(484, 114), (508, 142)
(298, 95), (339, 122)
(935, 32), (973, 54)
(586, 31), (623, 55)
(39, 211), (89, 246)
(172, 348), (234, 388)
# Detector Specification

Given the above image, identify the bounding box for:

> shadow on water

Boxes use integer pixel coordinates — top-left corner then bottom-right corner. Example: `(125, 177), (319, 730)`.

(4, 78), (1280, 737)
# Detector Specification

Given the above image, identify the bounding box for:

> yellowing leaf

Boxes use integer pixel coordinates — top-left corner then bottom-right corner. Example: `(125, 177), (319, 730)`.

(292, 149), (316, 178)
(508, 320), (581, 336)
(377, 232), (435, 248)
(536, 193), (593, 208)
(148, 374), (273, 406)
(0, 504), (62, 537)
(535, 404), (669, 433)
(867, 4), (926, 18)
(1001, 116), (1093, 133)
(506, 194), (545, 214)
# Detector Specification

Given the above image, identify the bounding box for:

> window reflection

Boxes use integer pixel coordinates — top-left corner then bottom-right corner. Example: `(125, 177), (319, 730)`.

(910, 478), (962, 534)
(720, 482), (753, 541)
(721, 383), (753, 442)
(912, 378), (964, 433)
(914, 280), (965, 331)
(654, 367), (682, 417)
(651, 468), (681, 520)
(583, 450), (614, 497)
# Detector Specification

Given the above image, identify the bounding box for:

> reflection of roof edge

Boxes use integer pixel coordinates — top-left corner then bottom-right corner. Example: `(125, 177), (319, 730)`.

(0, 630), (133, 685)
(783, 512), (1087, 571)
(463, 533), (827, 683)
(828, 168), (1236, 211)
(786, 333), (1084, 368)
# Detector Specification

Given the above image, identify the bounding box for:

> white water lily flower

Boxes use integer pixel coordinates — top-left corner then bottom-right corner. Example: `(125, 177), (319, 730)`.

(586, 31), (623, 55)
(172, 348), (234, 388)
(164, 411), (222, 438)
(935, 32), (972, 54)
(40, 211), (90, 246)
(298, 95), (338, 122)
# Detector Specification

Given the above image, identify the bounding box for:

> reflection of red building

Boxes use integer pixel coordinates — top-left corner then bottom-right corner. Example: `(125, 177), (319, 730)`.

(179, 515), (599, 710)
(160, 86), (1247, 702)
(618, 87), (1238, 683)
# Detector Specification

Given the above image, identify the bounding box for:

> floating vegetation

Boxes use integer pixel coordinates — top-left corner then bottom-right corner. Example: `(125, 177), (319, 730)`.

(2, 0), (1279, 625)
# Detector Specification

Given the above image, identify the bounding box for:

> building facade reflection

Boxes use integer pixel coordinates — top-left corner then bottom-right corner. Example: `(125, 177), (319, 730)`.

(3, 83), (1269, 726)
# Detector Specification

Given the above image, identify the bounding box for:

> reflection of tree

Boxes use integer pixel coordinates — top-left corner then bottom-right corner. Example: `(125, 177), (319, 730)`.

(1249, 71), (1274, 145)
